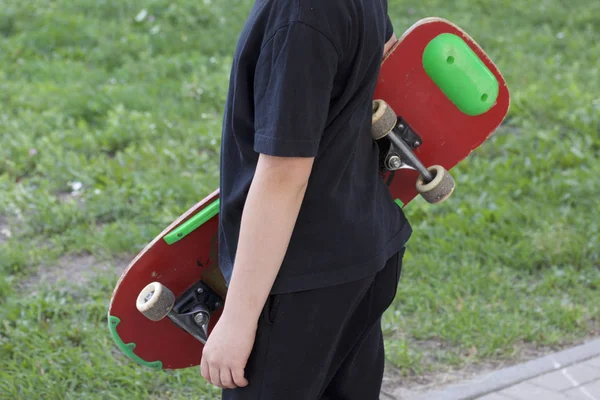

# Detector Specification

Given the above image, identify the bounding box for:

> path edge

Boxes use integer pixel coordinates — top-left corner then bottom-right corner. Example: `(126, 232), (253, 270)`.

(412, 337), (600, 400)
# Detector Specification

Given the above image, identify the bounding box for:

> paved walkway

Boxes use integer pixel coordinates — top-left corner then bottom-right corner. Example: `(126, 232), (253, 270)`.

(387, 338), (600, 400)
(478, 355), (600, 400)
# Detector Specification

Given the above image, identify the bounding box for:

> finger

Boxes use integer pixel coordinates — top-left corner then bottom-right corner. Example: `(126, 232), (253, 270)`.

(210, 365), (223, 388)
(200, 355), (211, 384)
(220, 368), (236, 389)
(232, 367), (249, 388)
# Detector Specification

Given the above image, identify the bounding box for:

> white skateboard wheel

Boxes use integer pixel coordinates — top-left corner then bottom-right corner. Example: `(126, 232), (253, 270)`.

(416, 165), (455, 204)
(136, 282), (175, 321)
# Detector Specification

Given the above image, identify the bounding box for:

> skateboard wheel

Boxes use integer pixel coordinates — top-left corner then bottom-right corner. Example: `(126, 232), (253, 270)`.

(371, 100), (397, 140)
(416, 165), (455, 204)
(136, 282), (175, 321)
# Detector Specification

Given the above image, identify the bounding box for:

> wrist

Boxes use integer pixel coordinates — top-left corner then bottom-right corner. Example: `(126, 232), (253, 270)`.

(221, 298), (263, 327)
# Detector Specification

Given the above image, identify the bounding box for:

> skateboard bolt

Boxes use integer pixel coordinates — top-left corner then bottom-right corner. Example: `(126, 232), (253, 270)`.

(197, 288), (204, 294)
(214, 301), (222, 309)
(144, 291), (155, 303)
(387, 155), (402, 170)
(414, 141), (421, 147)
(194, 312), (209, 326)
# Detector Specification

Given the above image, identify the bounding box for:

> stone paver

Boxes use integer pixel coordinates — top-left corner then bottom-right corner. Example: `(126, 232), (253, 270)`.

(500, 382), (572, 400)
(563, 379), (600, 400)
(398, 340), (600, 400)
(584, 356), (600, 370)
(478, 393), (514, 400)
(528, 363), (600, 392)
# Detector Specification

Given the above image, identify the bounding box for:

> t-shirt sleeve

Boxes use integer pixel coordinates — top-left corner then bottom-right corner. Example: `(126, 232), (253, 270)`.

(385, 14), (394, 41)
(253, 22), (339, 158)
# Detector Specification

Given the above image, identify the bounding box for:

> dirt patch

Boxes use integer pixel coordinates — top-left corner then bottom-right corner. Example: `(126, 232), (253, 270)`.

(382, 359), (504, 399)
(22, 253), (130, 292)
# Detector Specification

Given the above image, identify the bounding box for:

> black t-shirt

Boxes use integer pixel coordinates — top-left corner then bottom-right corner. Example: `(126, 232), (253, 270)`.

(218, 0), (412, 294)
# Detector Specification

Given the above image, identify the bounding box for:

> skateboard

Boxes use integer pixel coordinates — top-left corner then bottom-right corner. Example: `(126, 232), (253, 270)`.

(108, 17), (510, 370)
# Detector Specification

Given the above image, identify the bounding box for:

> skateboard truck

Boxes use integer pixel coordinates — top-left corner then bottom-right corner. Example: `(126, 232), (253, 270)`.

(372, 99), (455, 204)
(136, 280), (223, 344)
(381, 116), (430, 178)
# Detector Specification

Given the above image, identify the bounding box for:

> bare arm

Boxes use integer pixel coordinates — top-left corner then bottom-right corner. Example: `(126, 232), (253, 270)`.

(223, 153), (314, 322)
(201, 153), (314, 389)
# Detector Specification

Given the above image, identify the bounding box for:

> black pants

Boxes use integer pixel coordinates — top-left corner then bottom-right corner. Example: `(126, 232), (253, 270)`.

(222, 248), (405, 400)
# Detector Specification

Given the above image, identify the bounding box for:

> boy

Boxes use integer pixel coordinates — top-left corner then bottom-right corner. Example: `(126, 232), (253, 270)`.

(201, 0), (412, 398)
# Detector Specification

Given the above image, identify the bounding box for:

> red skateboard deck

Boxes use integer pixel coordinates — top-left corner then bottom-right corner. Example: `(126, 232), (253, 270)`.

(108, 17), (510, 370)
(374, 17), (510, 206)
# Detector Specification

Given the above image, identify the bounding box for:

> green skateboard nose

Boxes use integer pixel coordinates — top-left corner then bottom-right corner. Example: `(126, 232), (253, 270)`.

(422, 33), (499, 116)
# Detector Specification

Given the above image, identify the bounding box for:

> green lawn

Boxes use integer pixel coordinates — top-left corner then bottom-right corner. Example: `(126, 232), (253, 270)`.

(1, 0), (599, 398)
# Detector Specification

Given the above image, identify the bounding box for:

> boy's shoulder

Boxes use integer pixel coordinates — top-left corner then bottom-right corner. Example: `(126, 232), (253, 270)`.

(255, 0), (359, 53)
(262, 0), (354, 17)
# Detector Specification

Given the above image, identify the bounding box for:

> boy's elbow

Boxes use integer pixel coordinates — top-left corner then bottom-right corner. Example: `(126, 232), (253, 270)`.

(384, 33), (397, 56)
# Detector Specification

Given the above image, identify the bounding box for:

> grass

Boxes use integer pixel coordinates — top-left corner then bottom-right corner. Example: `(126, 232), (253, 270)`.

(1, 0), (599, 398)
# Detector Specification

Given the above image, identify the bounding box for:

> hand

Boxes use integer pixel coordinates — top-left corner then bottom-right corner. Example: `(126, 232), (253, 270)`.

(200, 312), (257, 389)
